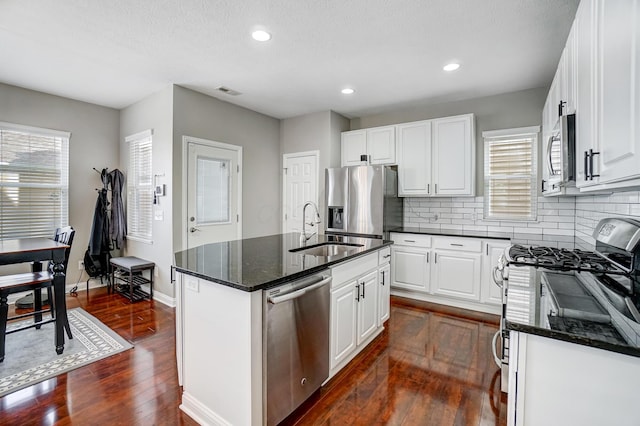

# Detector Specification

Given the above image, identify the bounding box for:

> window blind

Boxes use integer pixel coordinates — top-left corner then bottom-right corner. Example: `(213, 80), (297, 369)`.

(126, 130), (153, 243)
(483, 130), (538, 220)
(0, 122), (69, 239)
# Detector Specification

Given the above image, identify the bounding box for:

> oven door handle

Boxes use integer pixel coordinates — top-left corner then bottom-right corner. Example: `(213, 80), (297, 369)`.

(491, 330), (502, 368)
(492, 266), (504, 288)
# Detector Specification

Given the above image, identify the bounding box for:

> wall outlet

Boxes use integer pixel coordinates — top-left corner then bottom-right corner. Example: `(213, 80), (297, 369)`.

(78, 260), (84, 271)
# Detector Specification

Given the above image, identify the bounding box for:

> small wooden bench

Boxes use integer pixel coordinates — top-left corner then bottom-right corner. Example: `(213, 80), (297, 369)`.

(0, 271), (55, 362)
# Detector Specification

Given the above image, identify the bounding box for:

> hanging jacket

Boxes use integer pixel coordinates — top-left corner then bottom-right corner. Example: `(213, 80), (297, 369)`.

(89, 188), (109, 256)
(109, 169), (127, 248)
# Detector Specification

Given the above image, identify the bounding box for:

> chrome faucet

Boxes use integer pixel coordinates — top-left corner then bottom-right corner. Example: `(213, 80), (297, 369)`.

(300, 201), (321, 245)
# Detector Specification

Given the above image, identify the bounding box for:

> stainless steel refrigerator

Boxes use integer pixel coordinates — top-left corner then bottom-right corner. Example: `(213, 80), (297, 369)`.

(325, 165), (403, 238)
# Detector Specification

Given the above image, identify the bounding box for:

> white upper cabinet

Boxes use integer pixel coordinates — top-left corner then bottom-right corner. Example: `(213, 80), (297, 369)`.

(550, 0), (640, 191)
(595, 0), (640, 185)
(341, 130), (367, 166)
(575, 0), (600, 188)
(367, 126), (396, 165)
(341, 125), (396, 167)
(432, 114), (475, 196)
(397, 120), (432, 196)
(397, 114), (475, 197)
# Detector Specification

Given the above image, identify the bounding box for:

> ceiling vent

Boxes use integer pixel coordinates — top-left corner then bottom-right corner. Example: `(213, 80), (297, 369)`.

(216, 86), (242, 96)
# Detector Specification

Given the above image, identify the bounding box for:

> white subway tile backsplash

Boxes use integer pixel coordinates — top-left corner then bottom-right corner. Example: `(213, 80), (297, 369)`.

(403, 191), (640, 246)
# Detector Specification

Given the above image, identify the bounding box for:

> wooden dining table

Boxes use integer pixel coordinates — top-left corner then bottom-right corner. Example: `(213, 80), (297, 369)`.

(0, 237), (70, 355)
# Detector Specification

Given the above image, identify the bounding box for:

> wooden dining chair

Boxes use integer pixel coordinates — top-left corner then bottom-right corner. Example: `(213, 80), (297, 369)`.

(5, 227), (75, 339)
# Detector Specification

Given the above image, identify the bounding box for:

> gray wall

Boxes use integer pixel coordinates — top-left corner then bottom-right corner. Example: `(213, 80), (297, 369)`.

(351, 87), (548, 195)
(172, 85), (281, 249)
(0, 82), (120, 282)
(120, 86), (174, 299)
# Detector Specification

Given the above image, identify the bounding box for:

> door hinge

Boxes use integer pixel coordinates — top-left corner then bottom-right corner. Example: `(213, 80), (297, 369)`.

(237, 214), (239, 222)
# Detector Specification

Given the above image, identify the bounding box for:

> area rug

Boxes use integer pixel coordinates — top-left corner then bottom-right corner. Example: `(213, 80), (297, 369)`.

(0, 308), (133, 398)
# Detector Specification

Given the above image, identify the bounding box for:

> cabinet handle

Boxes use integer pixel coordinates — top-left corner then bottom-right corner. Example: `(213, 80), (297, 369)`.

(558, 100), (566, 117)
(170, 266), (175, 284)
(381, 271), (385, 286)
(427, 184), (430, 195)
(383, 254), (391, 259)
(450, 243), (463, 247)
(486, 244), (489, 255)
(404, 239), (416, 243)
(435, 183), (438, 194)
(589, 149), (600, 179)
(434, 253), (437, 263)
(541, 179), (546, 193)
(361, 281), (365, 299)
(584, 150), (590, 180)
(426, 252), (429, 263)
(355, 283), (360, 302)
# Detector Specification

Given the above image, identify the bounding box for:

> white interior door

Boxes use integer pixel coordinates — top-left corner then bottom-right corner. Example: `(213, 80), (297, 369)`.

(283, 151), (319, 234)
(186, 138), (242, 249)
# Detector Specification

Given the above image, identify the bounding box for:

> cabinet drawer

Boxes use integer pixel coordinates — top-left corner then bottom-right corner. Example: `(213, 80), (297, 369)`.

(378, 247), (391, 264)
(433, 236), (481, 252)
(331, 252), (378, 288)
(390, 233), (431, 248)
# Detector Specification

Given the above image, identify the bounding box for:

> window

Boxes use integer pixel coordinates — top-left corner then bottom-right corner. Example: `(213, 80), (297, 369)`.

(0, 122), (69, 239)
(483, 126), (539, 221)
(126, 130), (153, 243)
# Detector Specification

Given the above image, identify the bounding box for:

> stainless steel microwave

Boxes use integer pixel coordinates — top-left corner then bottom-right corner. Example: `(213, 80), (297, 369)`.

(545, 114), (576, 192)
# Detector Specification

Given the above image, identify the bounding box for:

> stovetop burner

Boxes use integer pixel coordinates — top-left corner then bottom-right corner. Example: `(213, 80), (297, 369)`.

(507, 244), (627, 275)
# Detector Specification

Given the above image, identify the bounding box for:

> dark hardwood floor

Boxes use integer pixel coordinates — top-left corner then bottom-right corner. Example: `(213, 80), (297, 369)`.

(1, 288), (506, 425)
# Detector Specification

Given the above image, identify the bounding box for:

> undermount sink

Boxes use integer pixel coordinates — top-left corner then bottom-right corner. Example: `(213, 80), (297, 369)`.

(289, 242), (363, 257)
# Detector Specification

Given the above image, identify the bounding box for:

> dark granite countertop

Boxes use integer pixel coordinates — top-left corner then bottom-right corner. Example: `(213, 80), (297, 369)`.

(504, 265), (640, 358)
(174, 233), (392, 292)
(388, 226), (579, 249)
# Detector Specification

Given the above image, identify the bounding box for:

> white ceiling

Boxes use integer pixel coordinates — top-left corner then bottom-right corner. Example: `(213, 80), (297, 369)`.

(0, 0), (580, 119)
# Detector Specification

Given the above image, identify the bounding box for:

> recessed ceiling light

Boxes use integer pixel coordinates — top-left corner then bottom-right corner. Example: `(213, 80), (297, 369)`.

(251, 30), (271, 42)
(443, 63), (460, 72)
(341, 88), (355, 95)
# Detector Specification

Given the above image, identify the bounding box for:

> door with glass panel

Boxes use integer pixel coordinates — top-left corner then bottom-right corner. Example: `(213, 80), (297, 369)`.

(186, 139), (241, 249)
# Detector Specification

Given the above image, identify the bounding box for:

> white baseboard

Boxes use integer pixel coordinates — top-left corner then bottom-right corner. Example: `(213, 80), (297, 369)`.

(181, 391), (233, 426)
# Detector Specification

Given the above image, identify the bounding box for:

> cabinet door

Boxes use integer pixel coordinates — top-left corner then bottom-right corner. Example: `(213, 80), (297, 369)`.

(357, 270), (379, 345)
(481, 241), (509, 306)
(397, 120), (432, 196)
(341, 130), (367, 167)
(431, 250), (482, 301)
(597, 0), (640, 184)
(367, 126), (396, 165)
(432, 115), (475, 196)
(330, 281), (358, 369)
(391, 246), (430, 293)
(575, 0), (599, 187)
(378, 263), (391, 326)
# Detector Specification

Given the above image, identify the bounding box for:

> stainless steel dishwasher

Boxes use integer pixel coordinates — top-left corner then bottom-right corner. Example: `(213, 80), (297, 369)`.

(264, 273), (331, 426)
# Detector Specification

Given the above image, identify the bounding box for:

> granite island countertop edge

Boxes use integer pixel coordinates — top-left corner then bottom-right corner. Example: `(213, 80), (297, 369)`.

(174, 239), (393, 293)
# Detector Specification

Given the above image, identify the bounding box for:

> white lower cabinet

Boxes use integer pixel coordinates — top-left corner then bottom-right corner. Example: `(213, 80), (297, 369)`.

(508, 332), (640, 426)
(431, 250), (481, 301)
(390, 232), (506, 314)
(378, 263), (391, 326)
(330, 279), (358, 367)
(329, 249), (389, 377)
(481, 240), (510, 306)
(357, 270), (379, 345)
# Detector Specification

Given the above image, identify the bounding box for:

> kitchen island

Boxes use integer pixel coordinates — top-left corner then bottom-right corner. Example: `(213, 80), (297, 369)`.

(173, 232), (392, 426)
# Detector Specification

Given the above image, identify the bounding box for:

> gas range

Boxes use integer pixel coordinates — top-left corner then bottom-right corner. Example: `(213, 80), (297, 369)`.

(494, 218), (640, 393)
(505, 244), (628, 275)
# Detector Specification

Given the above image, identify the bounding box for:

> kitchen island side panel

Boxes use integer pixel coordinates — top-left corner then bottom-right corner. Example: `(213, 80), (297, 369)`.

(178, 272), (263, 426)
